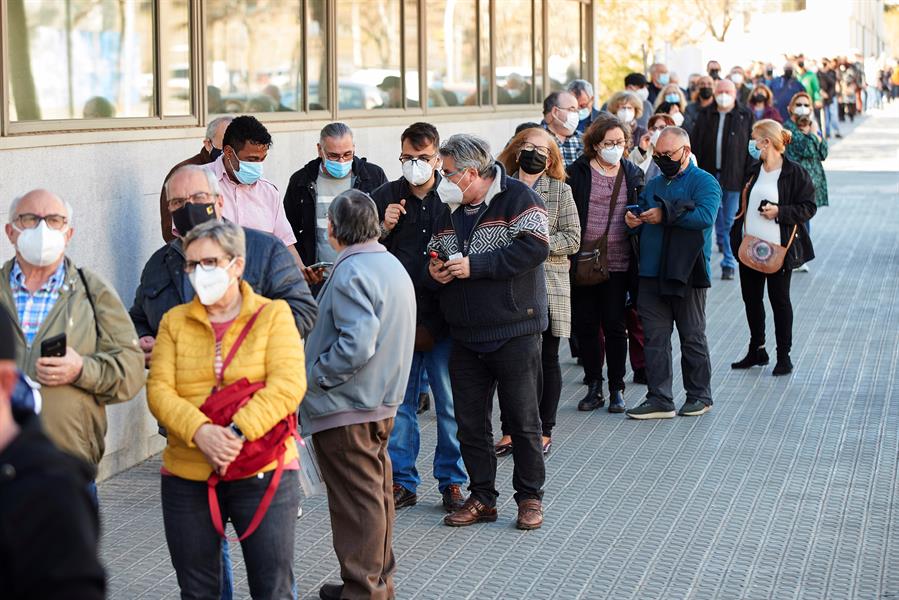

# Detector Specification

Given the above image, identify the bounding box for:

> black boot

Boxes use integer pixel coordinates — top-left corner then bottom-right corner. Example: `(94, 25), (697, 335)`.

(772, 352), (793, 376)
(731, 345), (769, 369)
(577, 381), (604, 411)
(608, 390), (626, 413)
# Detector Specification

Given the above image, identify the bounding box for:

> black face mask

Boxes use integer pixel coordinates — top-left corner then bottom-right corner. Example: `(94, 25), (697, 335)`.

(709, 69), (720, 80)
(797, 61), (805, 69)
(172, 202), (216, 237)
(750, 94), (766, 105)
(653, 153), (683, 179)
(698, 87), (714, 100)
(209, 146), (223, 161)
(783, 69), (794, 79)
(765, 69), (774, 77)
(518, 148), (547, 175)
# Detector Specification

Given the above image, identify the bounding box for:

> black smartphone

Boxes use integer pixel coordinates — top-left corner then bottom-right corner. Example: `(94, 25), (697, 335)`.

(626, 204), (644, 216)
(758, 200), (771, 212)
(307, 261), (333, 270)
(40, 332), (67, 358)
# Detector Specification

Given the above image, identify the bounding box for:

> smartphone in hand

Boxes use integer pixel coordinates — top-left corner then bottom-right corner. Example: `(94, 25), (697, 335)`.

(626, 204), (643, 216)
(40, 333), (67, 358)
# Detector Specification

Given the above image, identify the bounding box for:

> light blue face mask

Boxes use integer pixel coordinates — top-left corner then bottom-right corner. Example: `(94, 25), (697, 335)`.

(578, 107), (591, 121)
(665, 93), (680, 103)
(748, 139), (762, 160)
(659, 73), (670, 85)
(230, 154), (263, 185)
(324, 158), (352, 179)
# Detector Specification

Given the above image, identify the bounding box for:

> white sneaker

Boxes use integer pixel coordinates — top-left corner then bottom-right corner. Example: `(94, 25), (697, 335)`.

(297, 506), (303, 519)
(793, 264), (810, 273)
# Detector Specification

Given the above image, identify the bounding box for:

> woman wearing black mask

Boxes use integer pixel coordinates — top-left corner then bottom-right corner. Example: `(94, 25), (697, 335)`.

(683, 75), (715, 134)
(748, 83), (783, 123)
(495, 128), (581, 456)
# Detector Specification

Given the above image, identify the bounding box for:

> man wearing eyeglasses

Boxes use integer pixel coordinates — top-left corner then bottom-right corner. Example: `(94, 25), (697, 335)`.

(541, 91), (585, 168)
(284, 122), (388, 289)
(370, 122), (468, 515)
(130, 166), (318, 369)
(624, 127), (720, 420)
(1, 189), (145, 489)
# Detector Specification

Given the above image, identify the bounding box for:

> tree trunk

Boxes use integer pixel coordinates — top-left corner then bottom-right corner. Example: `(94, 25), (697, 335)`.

(8, 0), (42, 120)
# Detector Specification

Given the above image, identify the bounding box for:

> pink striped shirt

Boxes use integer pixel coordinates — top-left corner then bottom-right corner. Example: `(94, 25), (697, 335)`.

(585, 169), (631, 272)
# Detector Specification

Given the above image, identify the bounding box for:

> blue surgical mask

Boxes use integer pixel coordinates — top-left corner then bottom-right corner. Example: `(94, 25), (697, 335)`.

(229, 153), (263, 185)
(659, 73), (670, 85)
(578, 107), (591, 121)
(665, 93), (680, 103)
(748, 140), (762, 160)
(324, 158), (352, 179)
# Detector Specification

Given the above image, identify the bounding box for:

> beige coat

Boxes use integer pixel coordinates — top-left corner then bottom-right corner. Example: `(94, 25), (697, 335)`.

(533, 175), (581, 338)
(0, 258), (145, 467)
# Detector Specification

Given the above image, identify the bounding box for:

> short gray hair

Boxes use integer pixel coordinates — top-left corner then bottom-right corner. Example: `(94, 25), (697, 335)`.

(8, 192), (75, 226)
(164, 165), (222, 203)
(182, 219), (246, 258)
(320, 122), (353, 144)
(659, 126), (691, 147)
(327, 189), (380, 246)
(205, 116), (233, 142)
(439, 134), (494, 178)
(567, 79), (594, 98)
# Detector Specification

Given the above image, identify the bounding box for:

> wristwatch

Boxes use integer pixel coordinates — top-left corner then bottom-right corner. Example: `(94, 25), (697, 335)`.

(229, 422), (246, 441)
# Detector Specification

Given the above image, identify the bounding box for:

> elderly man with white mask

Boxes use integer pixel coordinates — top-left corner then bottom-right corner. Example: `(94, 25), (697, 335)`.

(0, 189), (145, 496)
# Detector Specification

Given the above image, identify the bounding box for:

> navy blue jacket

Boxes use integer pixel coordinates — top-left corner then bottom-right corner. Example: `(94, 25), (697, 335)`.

(129, 226), (318, 338)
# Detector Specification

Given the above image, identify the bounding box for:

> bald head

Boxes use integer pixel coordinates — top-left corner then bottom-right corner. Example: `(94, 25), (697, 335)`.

(656, 127), (690, 151)
(165, 166), (224, 219)
(6, 189), (75, 268)
(9, 189), (72, 225)
(715, 79), (736, 96)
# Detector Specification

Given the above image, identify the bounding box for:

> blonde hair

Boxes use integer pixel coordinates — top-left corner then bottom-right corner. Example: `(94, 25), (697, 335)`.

(752, 119), (793, 153)
(608, 91), (644, 118)
(497, 127), (566, 181)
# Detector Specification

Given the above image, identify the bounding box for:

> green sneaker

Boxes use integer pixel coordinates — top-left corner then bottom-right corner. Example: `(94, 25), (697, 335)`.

(625, 400), (676, 420)
(678, 399), (712, 416)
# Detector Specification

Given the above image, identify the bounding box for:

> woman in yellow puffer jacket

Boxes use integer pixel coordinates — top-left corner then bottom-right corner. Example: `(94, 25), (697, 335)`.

(147, 220), (305, 599)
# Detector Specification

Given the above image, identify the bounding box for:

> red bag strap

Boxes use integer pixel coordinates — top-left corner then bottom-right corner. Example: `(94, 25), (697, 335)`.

(217, 304), (268, 385)
(207, 451), (286, 543)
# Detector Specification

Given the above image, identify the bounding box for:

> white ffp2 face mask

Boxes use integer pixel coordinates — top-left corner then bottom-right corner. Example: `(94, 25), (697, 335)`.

(556, 109), (580, 134)
(402, 159), (434, 186)
(671, 111), (685, 126)
(600, 146), (625, 165)
(716, 93), (735, 108)
(14, 221), (67, 267)
(616, 108), (636, 124)
(189, 259), (237, 305)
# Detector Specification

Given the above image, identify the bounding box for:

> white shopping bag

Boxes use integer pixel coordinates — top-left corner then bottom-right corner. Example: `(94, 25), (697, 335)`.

(297, 436), (325, 497)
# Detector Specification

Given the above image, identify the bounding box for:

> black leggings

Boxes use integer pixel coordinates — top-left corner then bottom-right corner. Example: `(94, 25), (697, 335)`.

(502, 326), (562, 439)
(739, 264), (793, 354)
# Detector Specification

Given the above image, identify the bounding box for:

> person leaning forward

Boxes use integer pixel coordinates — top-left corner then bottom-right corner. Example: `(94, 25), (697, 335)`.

(1, 190), (145, 472)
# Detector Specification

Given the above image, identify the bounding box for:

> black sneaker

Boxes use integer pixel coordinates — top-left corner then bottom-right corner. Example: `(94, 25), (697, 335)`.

(721, 267), (735, 280)
(393, 484), (417, 508)
(626, 400), (676, 420)
(678, 399), (712, 416)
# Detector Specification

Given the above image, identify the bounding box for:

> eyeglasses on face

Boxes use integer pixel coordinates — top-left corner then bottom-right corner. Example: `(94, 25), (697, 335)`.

(653, 145), (686, 160)
(323, 150), (354, 161)
(398, 154), (439, 164)
(598, 140), (627, 150)
(14, 213), (68, 230)
(168, 191), (214, 210)
(183, 255), (233, 273)
(519, 142), (550, 157)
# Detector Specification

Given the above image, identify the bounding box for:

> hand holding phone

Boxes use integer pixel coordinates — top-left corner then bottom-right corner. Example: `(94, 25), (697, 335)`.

(40, 333), (67, 358)
(306, 261), (333, 270)
(626, 204), (644, 216)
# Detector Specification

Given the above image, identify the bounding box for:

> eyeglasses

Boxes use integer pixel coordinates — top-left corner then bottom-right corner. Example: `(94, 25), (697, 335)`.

(597, 140), (627, 150)
(649, 125), (667, 132)
(183, 255), (233, 274)
(399, 154), (438, 164)
(439, 167), (465, 179)
(653, 145), (686, 160)
(168, 191), (214, 210)
(520, 142), (550, 157)
(323, 150), (354, 161)
(14, 213), (68, 230)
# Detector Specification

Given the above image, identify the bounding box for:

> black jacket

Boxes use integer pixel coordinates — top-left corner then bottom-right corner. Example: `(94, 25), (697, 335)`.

(371, 176), (447, 339)
(283, 156), (388, 266)
(690, 103), (756, 191)
(730, 156), (817, 270)
(130, 226), (318, 338)
(0, 412), (105, 600)
(566, 154), (645, 244)
(655, 197), (710, 297)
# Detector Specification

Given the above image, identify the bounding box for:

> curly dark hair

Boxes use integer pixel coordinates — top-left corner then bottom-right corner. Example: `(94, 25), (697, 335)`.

(582, 114), (631, 161)
(222, 115), (273, 153)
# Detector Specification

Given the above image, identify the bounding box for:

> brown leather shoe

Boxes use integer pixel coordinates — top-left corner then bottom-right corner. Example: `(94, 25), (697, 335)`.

(443, 497), (498, 527)
(393, 483), (417, 509)
(441, 484), (466, 513)
(516, 499), (543, 530)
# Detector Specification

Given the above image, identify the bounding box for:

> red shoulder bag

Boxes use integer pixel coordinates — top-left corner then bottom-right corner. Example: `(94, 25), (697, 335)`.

(199, 304), (298, 541)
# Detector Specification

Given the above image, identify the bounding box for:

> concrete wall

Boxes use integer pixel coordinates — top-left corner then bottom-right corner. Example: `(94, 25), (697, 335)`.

(0, 110), (540, 479)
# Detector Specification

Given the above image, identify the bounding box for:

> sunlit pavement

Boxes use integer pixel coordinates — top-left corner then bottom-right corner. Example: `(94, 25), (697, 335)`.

(100, 102), (899, 599)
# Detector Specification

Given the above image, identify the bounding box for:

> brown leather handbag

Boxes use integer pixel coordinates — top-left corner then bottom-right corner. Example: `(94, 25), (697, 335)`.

(573, 167), (624, 286)
(735, 177), (797, 274)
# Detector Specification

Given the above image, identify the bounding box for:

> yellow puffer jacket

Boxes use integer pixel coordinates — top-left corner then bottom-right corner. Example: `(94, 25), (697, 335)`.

(147, 281), (306, 481)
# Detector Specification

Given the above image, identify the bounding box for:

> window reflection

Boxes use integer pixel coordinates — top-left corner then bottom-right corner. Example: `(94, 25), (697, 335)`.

(161, 0), (191, 116)
(426, 0), (476, 108)
(205, 0), (301, 114)
(336, 0), (402, 110)
(496, 0), (534, 104)
(547, 0), (582, 91)
(404, 0), (420, 109)
(308, 0), (328, 111)
(8, 0), (154, 121)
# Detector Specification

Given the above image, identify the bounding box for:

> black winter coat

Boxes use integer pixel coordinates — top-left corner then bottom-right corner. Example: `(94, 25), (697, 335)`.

(690, 103), (756, 191)
(730, 156), (817, 270)
(283, 156), (388, 265)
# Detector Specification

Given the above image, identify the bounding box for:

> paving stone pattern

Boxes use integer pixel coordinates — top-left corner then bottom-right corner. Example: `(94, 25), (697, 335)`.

(100, 105), (899, 599)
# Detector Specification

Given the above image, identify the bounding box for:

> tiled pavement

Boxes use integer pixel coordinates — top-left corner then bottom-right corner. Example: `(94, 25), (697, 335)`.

(100, 104), (899, 599)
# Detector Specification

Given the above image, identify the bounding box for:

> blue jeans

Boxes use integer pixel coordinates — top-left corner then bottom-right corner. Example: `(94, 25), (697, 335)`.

(715, 188), (741, 270)
(388, 337), (466, 493)
(825, 101), (841, 136)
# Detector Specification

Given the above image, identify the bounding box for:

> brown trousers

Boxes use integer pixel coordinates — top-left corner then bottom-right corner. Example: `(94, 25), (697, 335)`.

(313, 418), (396, 600)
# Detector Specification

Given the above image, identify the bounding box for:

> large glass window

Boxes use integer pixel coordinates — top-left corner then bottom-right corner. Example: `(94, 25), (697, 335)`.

(160, 0), (191, 116)
(547, 0), (582, 91)
(307, 0), (328, 111)
(495, 0), (534, 105)
(8, 0), (155, 121)
(404, 0), (420, 108)
(336, 0), (401, 111)
(205, 0), (302, 114)
(426, 0), (477, 108)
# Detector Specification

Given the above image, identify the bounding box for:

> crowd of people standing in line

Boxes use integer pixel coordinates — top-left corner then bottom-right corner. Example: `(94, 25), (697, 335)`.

(0, 53), (843, 600)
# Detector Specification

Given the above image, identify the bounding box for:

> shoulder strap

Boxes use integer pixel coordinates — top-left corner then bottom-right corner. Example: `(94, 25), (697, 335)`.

(218, 303), (268, 384)
(76, 268), (101, 340)
(735, 175), (755, 223)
